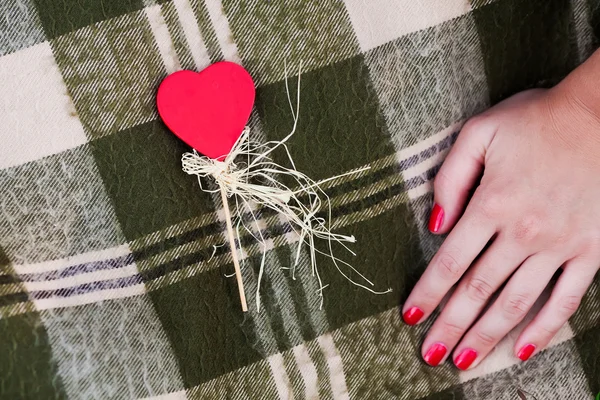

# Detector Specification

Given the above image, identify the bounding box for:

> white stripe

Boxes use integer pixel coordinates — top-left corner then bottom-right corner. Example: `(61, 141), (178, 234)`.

(204, 0), (242, 63)
(145, 5), (181, 73)
(33, 283), (146, 311)
(402, 148), (449, 181)
(407, 181), (432, 200)
(142, 390), (188, 400)
(172, 0), (211, 69)
(268, 353), (294, 400)
(317, 334), (350, 400)
(343, 0), (472, 52)
(293, 344), (320, 400)
(22, 264), (139, 292)
(395, 121), (462, 163)
(13, 244), (131, 274)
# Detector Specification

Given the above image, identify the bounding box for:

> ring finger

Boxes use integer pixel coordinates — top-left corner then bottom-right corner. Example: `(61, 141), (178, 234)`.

(421, 238), (527, 366)
(513, 256), (599, 361)
(452, 252), (563, 370)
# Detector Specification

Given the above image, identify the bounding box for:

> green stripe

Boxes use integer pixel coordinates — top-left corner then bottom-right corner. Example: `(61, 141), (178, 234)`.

(247, 252), (292, 351)
(190, 0), (224, 62)
(305, 338), (335, 400)
(273, 237), (318, 341)
(282, 349), (306, 399)
(575, 324), (600, 396)
(334, 309), (461, 399)
(0, 302), (37, 319)
(32, 0), (145, 39)
(0, 248), (35, 317)
(186, 359), (280, 398)
(0, 165), (419, 319)
(148, 266), (264, 388)
(0, 248), (67, 399)
(417, 385), (466, 400)
(161, 1), (196, 69)
(138, 171), (412, 292)
(128, 146), (403, 273)
(0, 312), (68, 399)
(0, 283), (24, 296)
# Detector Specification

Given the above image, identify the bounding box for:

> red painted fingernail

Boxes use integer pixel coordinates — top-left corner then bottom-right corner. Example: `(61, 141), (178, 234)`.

(424, 343), (447, 367)
(428, 204), (444, 233)
(517, 344), (536, 361)
(454, 348), (477, 370)
(403, 307), (424, 326)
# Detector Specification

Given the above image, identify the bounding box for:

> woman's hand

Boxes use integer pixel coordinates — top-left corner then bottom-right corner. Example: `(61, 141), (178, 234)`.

(402, 50), (600, 370)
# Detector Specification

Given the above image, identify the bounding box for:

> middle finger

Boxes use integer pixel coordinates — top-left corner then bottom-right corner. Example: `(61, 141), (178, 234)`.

(452, 252), (562, 370)
(422, 238), (527, 366)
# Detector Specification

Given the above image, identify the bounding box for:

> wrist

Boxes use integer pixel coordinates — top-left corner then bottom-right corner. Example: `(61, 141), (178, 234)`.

(545, 49), (600, 156)
(549, 49), (600, 126)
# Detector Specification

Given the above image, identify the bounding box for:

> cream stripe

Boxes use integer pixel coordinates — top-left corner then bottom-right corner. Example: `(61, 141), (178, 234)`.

(142, 390), (188, 400)
(395, 121), (462, 162)
(22, 264), (139, 292)
(172, 0), (211, 69)
(407, 181), (432, 200)
(204, 0), (241, 63)
(5, 119), (458, 315)
(145, 5), (181, 73)
(237, 202), (323, 397)
(13, 244), (131, 274)
(32, 283), (146, 311)
(317, 334), (350, 400)
(332, 191), (408, 230)
(268, 353), (295, 400)
(402, 148), (449, 181)
(293, 344), (320, 400)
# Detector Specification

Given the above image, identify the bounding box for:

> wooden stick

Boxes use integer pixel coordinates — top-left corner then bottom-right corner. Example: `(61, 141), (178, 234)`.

(220, 186), (248, 312)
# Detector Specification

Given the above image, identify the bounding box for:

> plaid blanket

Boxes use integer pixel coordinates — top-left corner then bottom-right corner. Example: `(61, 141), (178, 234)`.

(1, 0), (599, 398)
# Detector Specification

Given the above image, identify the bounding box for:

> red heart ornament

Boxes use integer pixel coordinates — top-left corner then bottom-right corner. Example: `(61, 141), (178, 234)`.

(157, 62), (255, 159)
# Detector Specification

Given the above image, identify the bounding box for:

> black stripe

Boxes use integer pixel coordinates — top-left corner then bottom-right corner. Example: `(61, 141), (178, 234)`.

(397, 131), (458, 171)
(19, 254), (134, 282)
(132, 221), (224, 261)
(404, 164), (441, 191)
(29, 275), (143, 300)
(136, 138), (450, 283)
(0, 274), (21, 285)
(0, 149), (446, 304)
(0, 291), (29, 307)
(132, 132), (456, 262)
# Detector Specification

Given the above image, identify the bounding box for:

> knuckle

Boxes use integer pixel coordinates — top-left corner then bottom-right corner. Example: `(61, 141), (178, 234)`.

(474, 330), (497, 347)
(502, 293), (533, 319)
(464, 276), (495, 302)
(440, 319), (466, 339)
(590, 231), (600, 249)
(511, 214), (543, 243)
(435, 251), (463, 281)
(461, 115), (490, 136)
(473, 189), (504, 220)
(580, 233), (600, 255)
(553, 231), (571, 247)
(558, 295), (581, 316)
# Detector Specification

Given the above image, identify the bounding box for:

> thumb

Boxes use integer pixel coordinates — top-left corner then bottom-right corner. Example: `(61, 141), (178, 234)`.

(429, 117), (496, 234)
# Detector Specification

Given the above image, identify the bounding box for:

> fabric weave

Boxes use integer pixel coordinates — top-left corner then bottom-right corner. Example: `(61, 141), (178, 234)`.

(0, 0), (599, 398)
